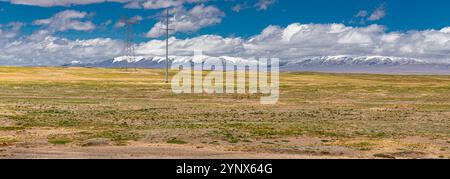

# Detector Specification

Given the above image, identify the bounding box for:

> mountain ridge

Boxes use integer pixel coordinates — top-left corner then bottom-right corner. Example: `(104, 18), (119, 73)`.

(63, 55), (450, 74)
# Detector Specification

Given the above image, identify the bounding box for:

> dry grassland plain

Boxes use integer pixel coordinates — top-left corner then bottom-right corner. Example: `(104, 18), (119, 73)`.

(0, 67), (449, 159)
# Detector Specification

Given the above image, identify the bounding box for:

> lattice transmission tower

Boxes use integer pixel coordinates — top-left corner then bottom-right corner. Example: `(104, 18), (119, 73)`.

(121, 16), (138, 71)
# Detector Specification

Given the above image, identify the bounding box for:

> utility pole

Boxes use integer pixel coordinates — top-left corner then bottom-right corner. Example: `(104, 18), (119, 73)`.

(161, 9), (173, 83)
(165, 9), (169, 83)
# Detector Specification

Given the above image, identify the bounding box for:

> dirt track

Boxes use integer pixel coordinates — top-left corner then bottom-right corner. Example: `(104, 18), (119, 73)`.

(0, 142), (351, 159)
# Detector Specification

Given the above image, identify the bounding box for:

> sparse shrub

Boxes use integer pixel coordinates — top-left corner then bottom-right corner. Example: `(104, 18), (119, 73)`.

(373, 153), (395, 159)
(48, 138), (72, 145)
(167, 138), (188, 144)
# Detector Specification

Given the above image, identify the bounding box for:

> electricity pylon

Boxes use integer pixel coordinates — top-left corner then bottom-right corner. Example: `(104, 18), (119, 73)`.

(121, 16), (138, 72)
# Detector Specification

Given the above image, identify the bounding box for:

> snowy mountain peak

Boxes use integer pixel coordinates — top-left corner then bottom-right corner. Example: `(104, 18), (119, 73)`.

(63, 55), (450, 74)
(294, 55), (424, 65)
(111, 55), (253, 64)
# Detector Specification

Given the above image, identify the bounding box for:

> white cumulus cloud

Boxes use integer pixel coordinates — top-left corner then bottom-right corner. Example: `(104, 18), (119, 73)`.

(146, 4), (225, 38)
(0, 22), (23, 39)
(139, 0), (205, 9)
(114, 15), (143, 28)
(0, 35), (123, 66)
(3, 0), (205, 9)
(5, 0), (130, 7)
(255, 0), (276, 11)
(368, 3), (386, 21)
(351, 3), (387, 25)
(33, 10), (96, 32)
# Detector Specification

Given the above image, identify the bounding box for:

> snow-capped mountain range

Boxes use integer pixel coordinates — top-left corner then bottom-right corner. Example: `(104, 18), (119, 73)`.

(63, 55), (450, 74)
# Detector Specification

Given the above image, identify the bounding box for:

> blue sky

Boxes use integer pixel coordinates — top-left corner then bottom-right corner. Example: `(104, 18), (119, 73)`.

(1, 0), (450, 41)
(1, 0), (450, 66)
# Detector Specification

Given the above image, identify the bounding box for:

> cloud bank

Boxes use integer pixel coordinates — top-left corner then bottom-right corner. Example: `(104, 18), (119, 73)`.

(1, 22), (450, 66)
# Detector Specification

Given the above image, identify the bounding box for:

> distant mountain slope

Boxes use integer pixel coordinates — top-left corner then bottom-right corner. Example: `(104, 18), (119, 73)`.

(63, 55), (450, 74)
(282, 56), (450, 74)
